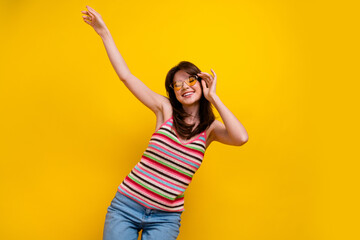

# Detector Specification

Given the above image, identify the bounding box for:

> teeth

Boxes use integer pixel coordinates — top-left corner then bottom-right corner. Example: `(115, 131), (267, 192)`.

(183, 92), (194, 97)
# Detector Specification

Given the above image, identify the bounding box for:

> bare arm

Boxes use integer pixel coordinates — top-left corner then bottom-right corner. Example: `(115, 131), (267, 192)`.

(210, 97), (249, 146)
(82, 6), (167, 114)
(99, 29), (131, 80)
(99, 29), (167, 113)
(199, 70), (249, 146)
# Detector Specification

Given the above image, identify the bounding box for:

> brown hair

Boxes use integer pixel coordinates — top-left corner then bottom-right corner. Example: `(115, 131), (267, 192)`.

(165, 61), (215, 140)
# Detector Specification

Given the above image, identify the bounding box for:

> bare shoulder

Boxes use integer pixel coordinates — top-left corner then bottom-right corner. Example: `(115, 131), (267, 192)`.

(154, 96), (172, 132)
(205, 119), (221, 149)
(160, 96), (172, 120)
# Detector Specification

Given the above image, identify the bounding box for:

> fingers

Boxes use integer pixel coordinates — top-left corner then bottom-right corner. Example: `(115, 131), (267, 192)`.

(210, 68), (216, 78)
(200, 75), (210, 88)
(81, 10), (91, 19)
(87, 10), (95, 18)
(81, 6), (96, 25)
(198, 71), (214, 81)
(81, 9), (93, 23)
(198, 71), (212, 78)
(86, 5), (95, 11)
(86, 5), (94, 12)
(86, 5), (98, 15)
(82, 15), (91, 21)
(201, 79), (208, 88)
(81, 12), (92, 23)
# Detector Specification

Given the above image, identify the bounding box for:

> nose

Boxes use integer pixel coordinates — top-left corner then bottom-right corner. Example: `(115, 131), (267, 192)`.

(182, 81), (191, 90)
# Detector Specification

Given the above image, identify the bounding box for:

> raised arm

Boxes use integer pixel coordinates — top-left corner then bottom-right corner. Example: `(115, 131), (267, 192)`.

(81, 6), (167, 114)
(199, 69), (249, 147)
(99, 28), (168, 114)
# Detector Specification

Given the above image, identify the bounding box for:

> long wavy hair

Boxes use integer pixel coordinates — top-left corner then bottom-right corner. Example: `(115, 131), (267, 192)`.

(165, 61), (215, 141)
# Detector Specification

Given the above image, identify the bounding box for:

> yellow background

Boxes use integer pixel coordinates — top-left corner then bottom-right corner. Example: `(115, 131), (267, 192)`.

(1, 0), (359, 239)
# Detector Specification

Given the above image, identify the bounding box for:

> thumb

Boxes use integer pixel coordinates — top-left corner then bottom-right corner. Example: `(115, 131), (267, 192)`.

(201, 80), (207, 89)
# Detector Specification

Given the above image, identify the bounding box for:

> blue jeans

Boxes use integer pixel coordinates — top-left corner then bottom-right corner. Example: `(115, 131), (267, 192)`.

(103, 191), (183, 240)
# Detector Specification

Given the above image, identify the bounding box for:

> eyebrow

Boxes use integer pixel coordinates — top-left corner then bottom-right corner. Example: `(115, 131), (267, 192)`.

(174, 75), (194, 82)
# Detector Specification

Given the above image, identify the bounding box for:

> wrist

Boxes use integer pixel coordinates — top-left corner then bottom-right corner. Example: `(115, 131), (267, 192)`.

(99, 28), (110, 39)
(209, 94), (219, 104)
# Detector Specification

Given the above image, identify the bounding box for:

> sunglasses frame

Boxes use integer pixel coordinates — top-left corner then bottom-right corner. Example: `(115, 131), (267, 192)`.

(169, 75), (202, 91)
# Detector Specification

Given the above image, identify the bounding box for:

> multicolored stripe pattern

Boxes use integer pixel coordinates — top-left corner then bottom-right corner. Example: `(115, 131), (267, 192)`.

(118, 116), (207, 212)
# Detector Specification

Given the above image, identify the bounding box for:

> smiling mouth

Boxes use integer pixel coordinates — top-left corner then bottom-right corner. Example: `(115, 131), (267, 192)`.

(182, 92), (195, 97)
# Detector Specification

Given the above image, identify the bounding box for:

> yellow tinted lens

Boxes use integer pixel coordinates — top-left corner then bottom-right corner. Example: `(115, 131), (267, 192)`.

(187, 76), (197, 86)
(174, 82), (182, 90)
(173, 76), (197, 90)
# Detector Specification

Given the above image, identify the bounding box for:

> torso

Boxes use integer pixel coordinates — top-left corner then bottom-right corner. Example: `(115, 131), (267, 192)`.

(155, 100), (216, 149)
(118, 107), (208, 212)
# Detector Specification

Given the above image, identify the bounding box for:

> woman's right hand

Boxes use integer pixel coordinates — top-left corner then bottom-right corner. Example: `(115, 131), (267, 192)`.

(81, 5), (108, 36)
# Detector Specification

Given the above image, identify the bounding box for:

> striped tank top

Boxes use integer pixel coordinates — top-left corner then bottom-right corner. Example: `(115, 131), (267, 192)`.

(118, 115), (207, 212)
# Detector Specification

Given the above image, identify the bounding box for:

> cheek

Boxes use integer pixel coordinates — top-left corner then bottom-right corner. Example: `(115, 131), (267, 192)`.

(195, 84), (203, 95)
(175, 92), (182, 101)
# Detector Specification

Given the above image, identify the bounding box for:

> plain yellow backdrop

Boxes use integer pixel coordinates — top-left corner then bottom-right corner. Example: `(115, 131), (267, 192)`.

(1, 0), (359, 239)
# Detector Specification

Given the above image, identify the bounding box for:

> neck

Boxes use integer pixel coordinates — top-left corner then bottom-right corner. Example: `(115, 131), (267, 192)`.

(182, 102), (200, 123)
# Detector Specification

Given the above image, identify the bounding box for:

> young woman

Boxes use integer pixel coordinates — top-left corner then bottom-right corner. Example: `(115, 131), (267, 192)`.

(81, 5), (248, 240)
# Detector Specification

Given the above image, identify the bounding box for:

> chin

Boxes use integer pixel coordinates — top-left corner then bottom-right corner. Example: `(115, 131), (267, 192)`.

(178, 94), (202, 106)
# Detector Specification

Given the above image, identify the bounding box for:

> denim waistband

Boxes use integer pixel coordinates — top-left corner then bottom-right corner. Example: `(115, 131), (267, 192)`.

(115, 191), (149, 212)
(115, 190), (182, 215)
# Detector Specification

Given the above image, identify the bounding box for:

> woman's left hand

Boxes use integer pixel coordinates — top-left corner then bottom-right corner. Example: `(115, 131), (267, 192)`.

(198, 69), (217, 103)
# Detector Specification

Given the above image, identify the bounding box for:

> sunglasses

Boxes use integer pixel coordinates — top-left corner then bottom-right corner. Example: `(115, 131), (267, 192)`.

(169, 75), (201, 91)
